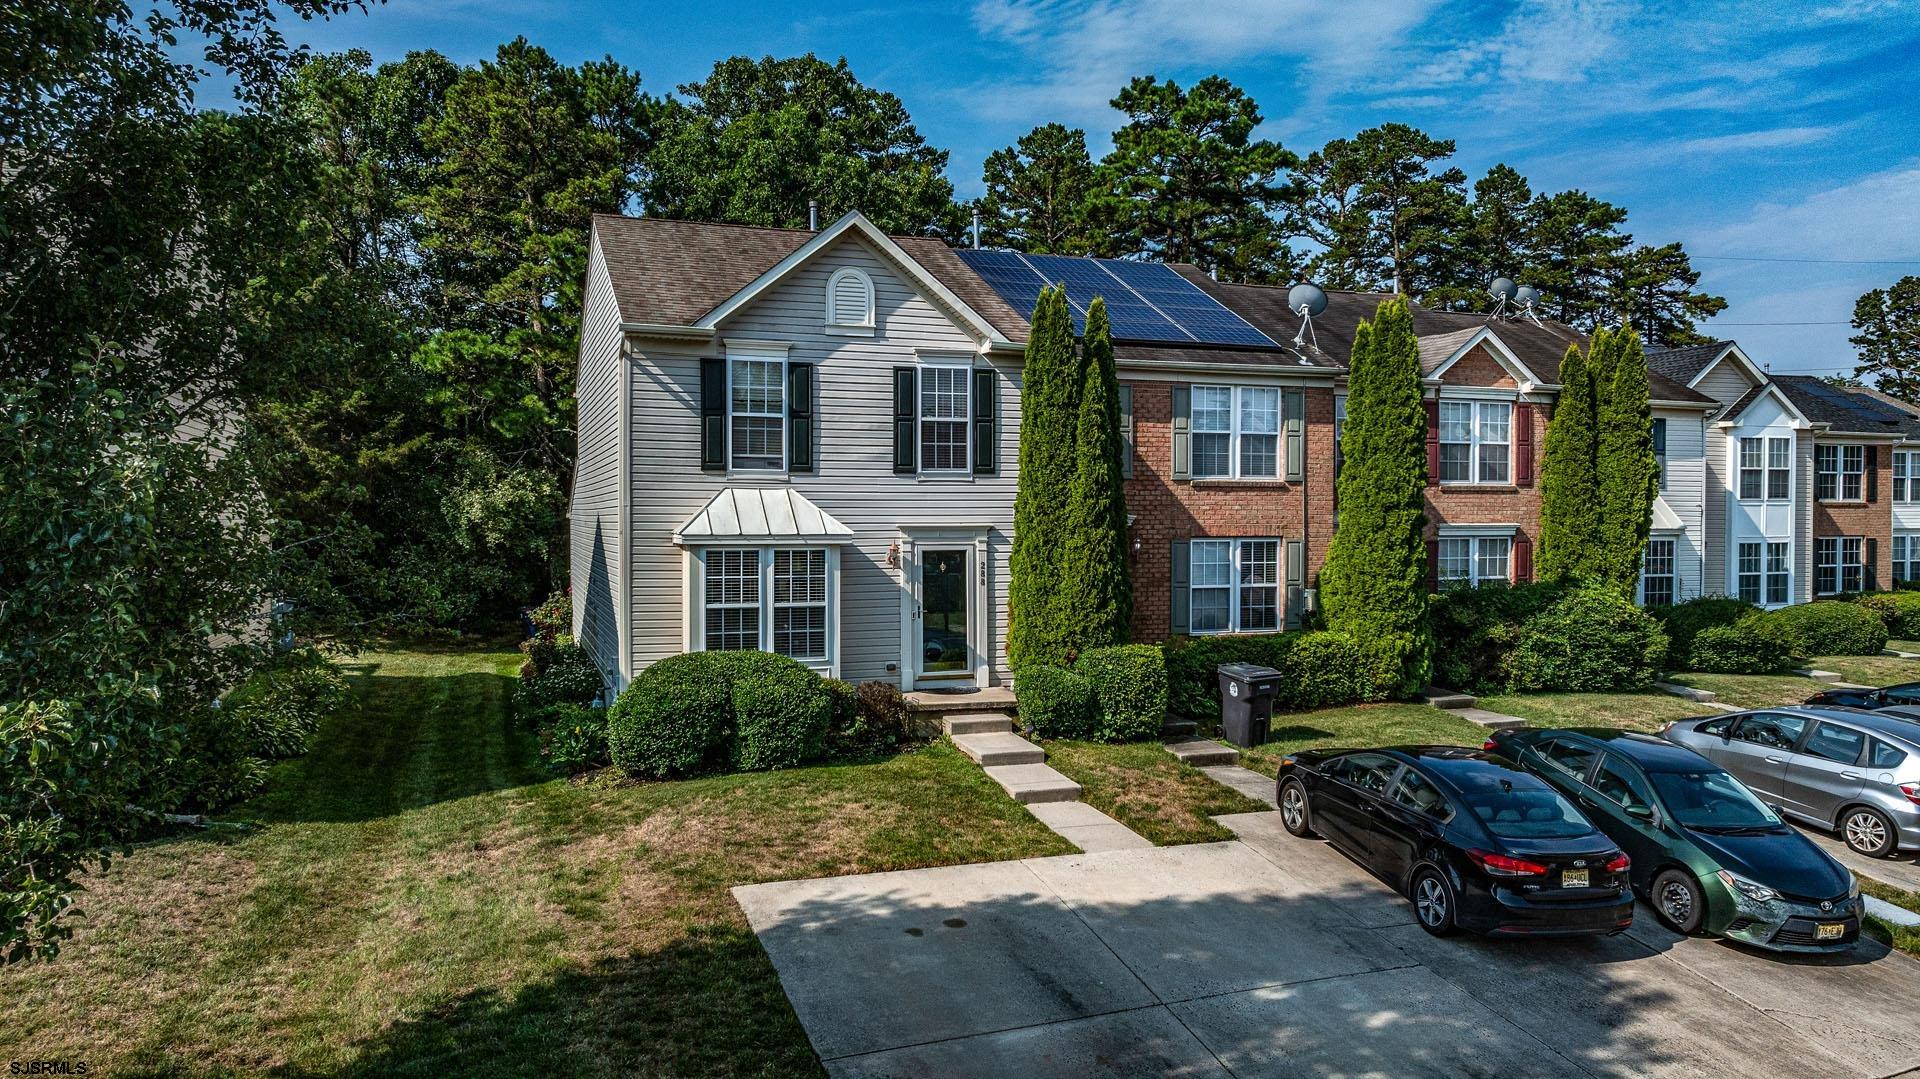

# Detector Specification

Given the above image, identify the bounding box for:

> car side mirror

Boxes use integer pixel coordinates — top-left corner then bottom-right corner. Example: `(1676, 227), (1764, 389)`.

(1765, 803), (1786, 817)
(1626, 804), (1654, 821)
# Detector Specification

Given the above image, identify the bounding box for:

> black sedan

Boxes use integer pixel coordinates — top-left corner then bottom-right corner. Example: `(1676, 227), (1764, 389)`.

(1275, 746), (1634, 938)
(1804, 680), (1920, 709)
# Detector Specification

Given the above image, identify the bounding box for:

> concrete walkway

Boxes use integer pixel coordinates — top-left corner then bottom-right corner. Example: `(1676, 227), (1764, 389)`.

(940, 712), (1157, 853)
(734, 816), (1920, 1077)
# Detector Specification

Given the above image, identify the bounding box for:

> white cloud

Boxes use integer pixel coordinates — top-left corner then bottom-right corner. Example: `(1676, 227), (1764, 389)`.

(1674, 125), (1843, 153)
(1701, 161), (1920, 260)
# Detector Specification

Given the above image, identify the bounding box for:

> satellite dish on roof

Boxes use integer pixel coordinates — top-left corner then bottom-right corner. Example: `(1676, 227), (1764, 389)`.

(1488, 277), (1519, 302)
(1514, 285), (1541, 309)
(1288, 282), (1327, 350)
(1288, 282), (1328, 317)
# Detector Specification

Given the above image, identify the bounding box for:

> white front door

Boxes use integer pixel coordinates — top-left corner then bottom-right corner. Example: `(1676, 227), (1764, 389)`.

(912, 545), (977, 687)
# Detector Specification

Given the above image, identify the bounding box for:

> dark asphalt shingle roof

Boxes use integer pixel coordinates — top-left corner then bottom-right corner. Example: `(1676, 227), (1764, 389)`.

(1771, 375), (1920, 437)
(1647, 342), (1733, 386)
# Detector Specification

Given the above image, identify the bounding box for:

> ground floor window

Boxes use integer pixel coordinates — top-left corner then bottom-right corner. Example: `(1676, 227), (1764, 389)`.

(1737, 541), (1791, 604)
(1190, 538), (1281, 634)
(1437, 535), (1511, 588)
(1897, 534), (1920, 584)
(700, 547), (834, 664)
(1641, 539), (1676, 607)
(1816, 536), (1864, 596)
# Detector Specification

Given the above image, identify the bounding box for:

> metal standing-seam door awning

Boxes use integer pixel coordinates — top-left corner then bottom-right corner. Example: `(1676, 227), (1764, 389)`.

(672, 488), (854, 545)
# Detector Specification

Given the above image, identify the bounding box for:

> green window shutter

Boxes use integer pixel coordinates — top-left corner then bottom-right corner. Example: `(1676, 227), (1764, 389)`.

(1170, 540), (1191, 635)
(893, 367), (917, 474)
(1171, 385), (1191, 481)
(700, 358), (726, 471)
(1284, 538), (1305, 628)
(972, 368), (997, 474)
(1119, 383), (1135, 479)
(1283, 389), (1305, 483)
(787, 364), (815, 473)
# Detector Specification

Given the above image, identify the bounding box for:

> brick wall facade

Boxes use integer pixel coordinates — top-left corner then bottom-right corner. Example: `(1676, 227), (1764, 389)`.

(1811, 443), (1893, 593)
(1423, 400), (1546, 584)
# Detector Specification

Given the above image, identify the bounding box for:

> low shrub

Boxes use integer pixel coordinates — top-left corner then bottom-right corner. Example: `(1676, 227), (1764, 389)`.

(534, 703), (608, 774)
(227, 650), (350, 760)
(1689, 614), (1794, 674)
(1015, 665), (1098, 739)
(1502, 584), (1669, 693)
(1076, 644), (1168, 742)
(1163, 635), (1285, 718)
(1429, 581), (1567, 693)
(1768, 600), (1888, 657)
(607, 652), (734, 778)
(824, 679), (912, 759)
(730, 652), (832, 771)
(528, 590), (570, 638)
(1277, 632), (1371, 711)
(1655, 595), (1759, 669)
(514, 642), (602, 714)
(1856, 591), (1920, 639)
(171, 704), (270, 812)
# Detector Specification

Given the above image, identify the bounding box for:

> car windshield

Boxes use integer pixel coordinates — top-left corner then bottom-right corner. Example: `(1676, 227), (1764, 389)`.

(1453, 772), (1593, 839)
(1647, 769), (1783, 832)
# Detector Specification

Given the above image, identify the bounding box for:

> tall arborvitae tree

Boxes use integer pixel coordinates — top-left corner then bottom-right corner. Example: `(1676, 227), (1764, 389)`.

(1008, 287), (1080, 668)
(1594, 326), (1659, 592)
(1056, 298), (1131, 655)
(1321, 298), (1432, 698)
(1536, 343), (1602, 580)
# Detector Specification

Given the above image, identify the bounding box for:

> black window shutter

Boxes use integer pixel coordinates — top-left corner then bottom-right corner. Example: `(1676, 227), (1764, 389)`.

(893, 367), (917, 474)
(1651, 417), (1667, 454)
(972, 368), (997, 474)
(1169, 540), (1191, 635)
(1868, 537), (1880, 591)
(786, 364), (815, 473)
(1868, 446), (1879, 502)
(1118, 384), (1134, 479)
(700, 358), (726, 471)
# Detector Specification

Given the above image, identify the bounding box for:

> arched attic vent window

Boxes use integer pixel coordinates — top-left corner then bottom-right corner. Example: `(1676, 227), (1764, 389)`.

(826, 267), (875, 331)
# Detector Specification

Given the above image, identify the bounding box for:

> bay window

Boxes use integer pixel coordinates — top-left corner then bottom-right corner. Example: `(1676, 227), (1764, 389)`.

(1896, 534), (1920, 584)
(1190, 539), (1281, 634)
(698, 547), (836, 668)
(1436, 535), (1512, 588)
(1191, 385), (1280, 479)
(1767, 541), (1790, 604)
(1438, 400), (1512, 484)
(1816, 444), (1865, 501)
(1738, 437), (1792, 501)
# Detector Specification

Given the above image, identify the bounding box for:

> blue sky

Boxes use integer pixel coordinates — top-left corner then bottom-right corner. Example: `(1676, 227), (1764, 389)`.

(277, 0), (1920, 375)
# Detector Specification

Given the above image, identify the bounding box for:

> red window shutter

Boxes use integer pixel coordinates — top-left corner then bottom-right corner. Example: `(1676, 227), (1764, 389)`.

(1515, 403), (1535, 487)
(1427, 538), (1440, 592)
(1425, 399), (1440, 486)
(1513, 533), (1533, 582)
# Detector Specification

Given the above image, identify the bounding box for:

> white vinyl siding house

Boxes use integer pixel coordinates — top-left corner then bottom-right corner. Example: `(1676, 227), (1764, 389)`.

(570, 234), (627, 676)
(1644, 407), (1707, 605)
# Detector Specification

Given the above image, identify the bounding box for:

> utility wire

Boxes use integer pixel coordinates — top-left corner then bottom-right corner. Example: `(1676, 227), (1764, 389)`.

(1692, 254), (1920, 266)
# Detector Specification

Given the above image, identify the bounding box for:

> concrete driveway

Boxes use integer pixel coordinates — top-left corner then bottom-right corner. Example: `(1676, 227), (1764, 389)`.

(735, 811), (1920, 1078)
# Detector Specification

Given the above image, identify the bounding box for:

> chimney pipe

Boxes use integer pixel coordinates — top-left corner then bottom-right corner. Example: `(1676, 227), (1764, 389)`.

(970, 208), (981, 249)
(808, 200), (819, 231)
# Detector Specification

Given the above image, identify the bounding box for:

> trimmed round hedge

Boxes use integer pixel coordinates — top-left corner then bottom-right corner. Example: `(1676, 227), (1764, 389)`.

(729, 652), (831, 771)
(1689, 614), (1793, 674)
(608, 652), (734, 778)
(1077, 644), (1168, 742)
(1501, 584), (1669, 693)
(1856, 591), (1920, 639)
(1653, 595), (1758, 670)
(1014, 665), (1098, 739)
(1768, 600), (1888, 657)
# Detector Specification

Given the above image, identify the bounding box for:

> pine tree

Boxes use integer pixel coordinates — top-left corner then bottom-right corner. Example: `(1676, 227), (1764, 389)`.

(1320, 297), (1433, 697)
(1008, 287), (1079, 669)
(1536, 343), (1602, 581)
(1056, 299), (1132, 655)
(1595, 325), (1659, 592)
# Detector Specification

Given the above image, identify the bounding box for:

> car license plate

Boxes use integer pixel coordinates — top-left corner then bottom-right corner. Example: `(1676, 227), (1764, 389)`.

(1817, 922), (1846, 941)
(1561, 869), (1589, 889)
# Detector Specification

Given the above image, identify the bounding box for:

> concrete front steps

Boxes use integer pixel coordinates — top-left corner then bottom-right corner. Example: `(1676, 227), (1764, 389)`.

(941, 713), (1081, 804)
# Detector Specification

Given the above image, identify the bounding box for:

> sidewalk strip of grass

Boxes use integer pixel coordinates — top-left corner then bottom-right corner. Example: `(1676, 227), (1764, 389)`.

(1042, 740), (1266, 844)
(1475, 690), (1717, 732)
(1236, 704), (1492, 777)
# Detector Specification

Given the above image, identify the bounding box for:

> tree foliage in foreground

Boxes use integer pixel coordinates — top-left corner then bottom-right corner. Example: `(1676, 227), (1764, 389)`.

(1593, 327), (1659, 593)
(1056, 299), (1132, 654)
(1008, 287), (1079, 669)
(1320, 298), (1433, 698)
(1537, 343), (1602, 581)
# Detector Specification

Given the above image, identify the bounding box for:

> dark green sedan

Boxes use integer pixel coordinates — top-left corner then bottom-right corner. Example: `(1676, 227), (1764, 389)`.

(1486, 727), (1863, 952)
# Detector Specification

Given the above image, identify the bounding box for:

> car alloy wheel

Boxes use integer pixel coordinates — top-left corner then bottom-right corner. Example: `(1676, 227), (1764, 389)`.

(1279, 779), (1313, 837)
(1652, 869), (1703, 934)
(1412, 868), (1457, 936)
(1843, 808), (1896, 857)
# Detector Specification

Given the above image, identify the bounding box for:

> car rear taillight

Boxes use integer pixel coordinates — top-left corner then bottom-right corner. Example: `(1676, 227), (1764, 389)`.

(1482, 740), (1500, 752)
(1468, 849), (1549, 877)
(1605, 852), (1631, 873)
(1899, 783), (1920, 807)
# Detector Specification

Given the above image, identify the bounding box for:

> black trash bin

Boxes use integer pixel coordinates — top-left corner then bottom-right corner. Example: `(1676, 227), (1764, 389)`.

(1217, 662), (1281, 748)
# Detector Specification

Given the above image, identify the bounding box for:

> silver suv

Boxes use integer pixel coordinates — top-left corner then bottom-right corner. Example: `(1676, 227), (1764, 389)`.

(1661, 707), (1920, 858)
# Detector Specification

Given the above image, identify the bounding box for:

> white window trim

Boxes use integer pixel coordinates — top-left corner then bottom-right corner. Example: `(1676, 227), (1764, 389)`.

(1815, 443), (1866, 503)
(689, 546), (841, 677)
(1734, 434), (1794, 503)
(725, 343), (788, 474)
(1191, 384), (1283, 481)
(1895, 451), (1920, 503)
(916, 359), (972, 475)
(1895, 533), (1920, 584)
(824, 267), (876, 335)
(1815, 536), (1865, 596)
(1639, 537), (1677, 607)
(1188, 537), (1284, 635)
(1735, 539), (1793, 606)
(1436, 533), (1514, 588)
(1437, 398), (1513, 486)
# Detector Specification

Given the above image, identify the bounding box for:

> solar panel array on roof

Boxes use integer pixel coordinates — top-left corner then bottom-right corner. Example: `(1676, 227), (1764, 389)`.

(1792, 378), (1914, 423)
(953, 248), (1277, 348)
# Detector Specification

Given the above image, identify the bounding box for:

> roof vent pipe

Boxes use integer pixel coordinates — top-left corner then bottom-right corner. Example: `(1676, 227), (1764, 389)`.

(970, 208), (981, 249)
(808, 200), (819, 230)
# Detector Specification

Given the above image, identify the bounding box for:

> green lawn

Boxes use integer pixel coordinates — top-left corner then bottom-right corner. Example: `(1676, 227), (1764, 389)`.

(1043, 740), (1266, 844)
(1807, 653), (1920, 687)
(1663, 670), (1826, 709)
(1859, 879), (1920, 961)
(0, 645), (1071, 1076)
(1236, 704), (1493, 776)
(1476, 689), (1717, 732)
(1890, 640), (1920, 655)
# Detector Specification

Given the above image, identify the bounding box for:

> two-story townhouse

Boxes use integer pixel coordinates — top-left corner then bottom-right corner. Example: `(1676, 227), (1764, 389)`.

(1770, 376), (1920, 596)
(573, 209), (1722, 693)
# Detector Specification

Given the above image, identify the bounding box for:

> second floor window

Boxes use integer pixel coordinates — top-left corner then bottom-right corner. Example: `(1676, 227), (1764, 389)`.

(919, 365), (970, 472)
(1438, 400), (1511, 484)
(1653, 418), (1668, 490)
(1191, 385), (1280, 479)
(730, 357), (785, 471)
(1897, 451), (1920, 502)
(1738, 436), (1791, 500)
(1815, 444), (1865, 501)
